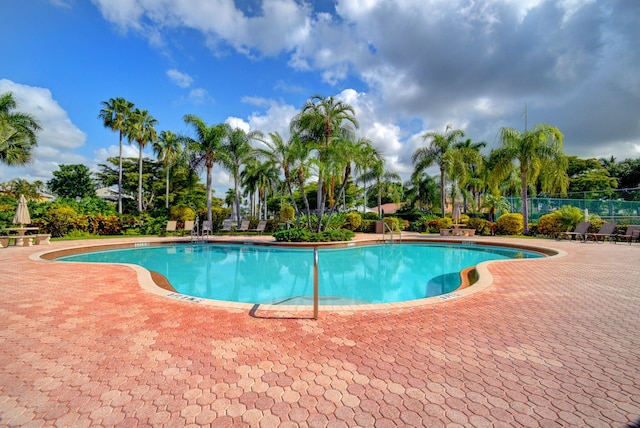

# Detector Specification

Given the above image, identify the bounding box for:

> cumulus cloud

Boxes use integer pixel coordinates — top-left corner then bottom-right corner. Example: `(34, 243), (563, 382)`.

(91, 0), (639, 174)
(0, 79), (88, 183)
(166, 68), (193, 88)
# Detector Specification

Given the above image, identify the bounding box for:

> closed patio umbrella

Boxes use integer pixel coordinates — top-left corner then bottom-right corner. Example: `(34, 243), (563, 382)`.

(452, 201), (461, 224)
(12, 194), (31, 226)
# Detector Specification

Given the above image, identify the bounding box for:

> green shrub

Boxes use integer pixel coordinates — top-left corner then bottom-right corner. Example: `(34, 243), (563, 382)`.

(555, 205), (584, 230)
(344, 212), (362, 231)
(436, 217), (453, 230)
(496, 213), (524, 235)
(536, 213), (564, 237)
(273, 228), (355, 242)
(384, 217), (402, 231)
(363, 212), (381, 221)
(280, 205), (295, 222)
(466, 217), (491, 236)
(170, 206), (196, 222)
(357, 219), (376, 233)
(42, 205), (78, 237)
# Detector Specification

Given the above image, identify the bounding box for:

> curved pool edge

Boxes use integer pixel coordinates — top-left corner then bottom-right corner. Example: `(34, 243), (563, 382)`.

(32, 235), (566, 313)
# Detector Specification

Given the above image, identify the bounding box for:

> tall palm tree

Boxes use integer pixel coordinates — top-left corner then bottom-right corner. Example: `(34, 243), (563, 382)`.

(291, 94), (359, 232)
(242, 159), (279, 219)
(412, 125), (465, 217)
(99, 97), (134, 214)
(445, 139), (483, 212)
(1, 92), (41, 168)
(153, 130), (183, 209)
(221, 127), (262, 226)
(357, 143), (383, 213)
(492, 124), (567, 233)
(183, 114), (231, 225)
(127, 108), (158, 212)
(256, 132), (302, 219)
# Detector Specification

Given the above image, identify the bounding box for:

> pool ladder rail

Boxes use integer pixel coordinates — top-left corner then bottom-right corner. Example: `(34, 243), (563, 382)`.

(382, 222), (401, 243)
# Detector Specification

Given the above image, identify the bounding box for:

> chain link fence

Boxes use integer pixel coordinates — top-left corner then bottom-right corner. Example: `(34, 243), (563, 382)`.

(505, 197), (640, 225)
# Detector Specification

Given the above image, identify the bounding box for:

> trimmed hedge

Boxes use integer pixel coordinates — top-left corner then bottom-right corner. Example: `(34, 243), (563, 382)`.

(273, 228), (355, 242)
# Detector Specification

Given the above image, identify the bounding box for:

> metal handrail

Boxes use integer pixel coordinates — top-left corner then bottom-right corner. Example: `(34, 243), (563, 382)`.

(382, 221), (401, 243)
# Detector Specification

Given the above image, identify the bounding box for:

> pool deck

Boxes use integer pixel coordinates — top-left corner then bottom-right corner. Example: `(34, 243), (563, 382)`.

(1, 233), (639, 427)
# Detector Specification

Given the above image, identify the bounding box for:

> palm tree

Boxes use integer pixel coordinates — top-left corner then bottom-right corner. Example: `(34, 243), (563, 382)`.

(221, 127), (262, 226)
(256, 132), (303, 219)
(492, 124), (567, 233)
(153, 130), (183, 209)
(412, 125), (465, 217)
(127, 108), (158, 212)
(328, 136), (372, 215)
(99, 97), (134, 214)
(242, 159), (279, 219)
(183, 115), (231, 225)
(1, 92), (41, 168)
(291, 94), (359, 232)
(357, 144), (383, 214)
(445, 139), (483, 212)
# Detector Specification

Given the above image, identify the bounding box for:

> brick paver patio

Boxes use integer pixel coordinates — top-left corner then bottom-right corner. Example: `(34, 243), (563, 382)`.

(1, 235), (639, 427)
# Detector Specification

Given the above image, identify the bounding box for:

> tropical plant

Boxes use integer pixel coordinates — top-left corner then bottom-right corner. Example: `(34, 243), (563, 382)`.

(127, 108), (158, 212)
(1, 92), (41, 168)
(492, 124), (567, 233)
(412, 125), (465, 217)
(182, 115), (231, 225)
(98, 97), (134, 213)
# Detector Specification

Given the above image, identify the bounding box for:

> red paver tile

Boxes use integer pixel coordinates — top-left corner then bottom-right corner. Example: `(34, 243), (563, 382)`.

(1, 235), (639, 427)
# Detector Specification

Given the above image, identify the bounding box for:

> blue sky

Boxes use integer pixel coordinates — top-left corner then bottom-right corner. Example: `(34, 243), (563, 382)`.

(1, 0), (639, 197)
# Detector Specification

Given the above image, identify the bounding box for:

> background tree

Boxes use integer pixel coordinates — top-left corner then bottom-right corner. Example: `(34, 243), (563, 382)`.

(48, 164), (96, 199)
(1, 92), (41, 168)
(412, 125), (465, 217)
(127, 108), (158, 212)
(492, 124), (567, 233)
(98, 97), (134, 214)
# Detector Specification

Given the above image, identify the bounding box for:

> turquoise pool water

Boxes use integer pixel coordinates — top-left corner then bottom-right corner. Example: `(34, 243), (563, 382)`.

(58, 243), (542, 305)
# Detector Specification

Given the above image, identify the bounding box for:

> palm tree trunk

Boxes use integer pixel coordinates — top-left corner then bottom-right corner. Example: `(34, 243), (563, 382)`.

(521, 171), (529, 234)
(206, 165), (213, 225)
(118, 130), (123, 214)
(165, 167), (170, 209)
(440, 167), (446, 217)
(138, 143), (143, 212)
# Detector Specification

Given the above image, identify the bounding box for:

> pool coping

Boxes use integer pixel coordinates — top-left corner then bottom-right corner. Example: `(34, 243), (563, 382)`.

(32, 235), (565, 312)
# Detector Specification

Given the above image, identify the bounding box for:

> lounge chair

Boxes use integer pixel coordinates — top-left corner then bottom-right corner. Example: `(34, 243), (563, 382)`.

(183, 220), (195, 236)
(237, 220), (250, 232)
(220, 220), (233, 232)
(165, 220), (177, 236)
(558, 221), (590, 241)
(202, 221), (213, 236)
(249, 220), (267, 234)
(585, 222), (617, 243)
(613, 225), (640, 244)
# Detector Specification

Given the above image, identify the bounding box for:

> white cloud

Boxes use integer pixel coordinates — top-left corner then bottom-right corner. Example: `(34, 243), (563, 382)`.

(166, 68), (193, 88)
(90, 0), (640, 168)
(188, 88), (211, 104)
(0, 79), (88, 183)
(225, 117), (250, 133)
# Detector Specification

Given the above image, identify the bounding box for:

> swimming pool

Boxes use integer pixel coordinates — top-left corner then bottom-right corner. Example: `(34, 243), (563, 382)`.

(58, 242), (543, 305)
